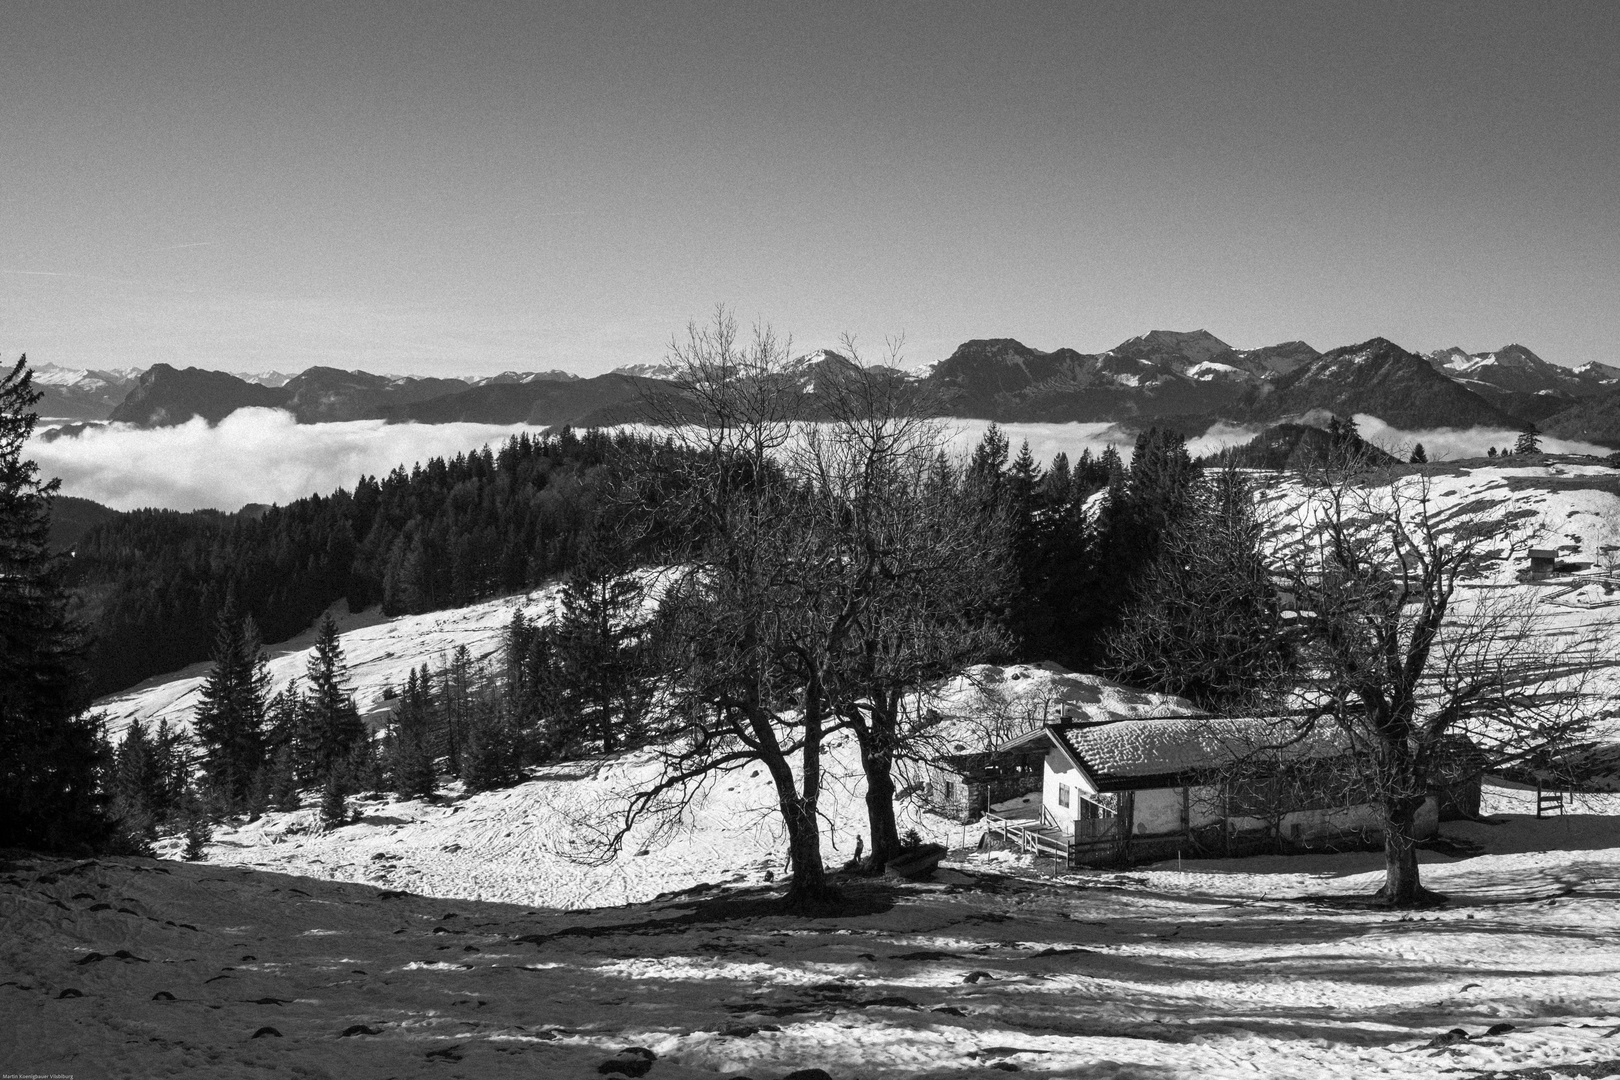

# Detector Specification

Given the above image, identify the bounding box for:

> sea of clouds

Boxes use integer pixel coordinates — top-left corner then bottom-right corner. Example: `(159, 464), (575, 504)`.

(1350, 415), (1611, 460)
(28, 410), (1615, 514)
(30, 408), (550, 512)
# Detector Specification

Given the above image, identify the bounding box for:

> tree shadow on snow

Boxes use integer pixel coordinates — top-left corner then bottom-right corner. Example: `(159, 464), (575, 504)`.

(513, 878), (901, 946)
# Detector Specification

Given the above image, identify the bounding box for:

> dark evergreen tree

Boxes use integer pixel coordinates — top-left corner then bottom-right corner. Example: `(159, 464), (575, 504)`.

(341, 733), (386, 797)
(1098, 444), (1125, 487)
(437, 646), (474, 775)
(965, 424), (1010, 512)
(319, 772), (348, 829)
(503, 610), (578, 761)
(1514, 423), (1542, 455)
(1106, 466), (1292, 710)
(304, 614), (363, 778)
(108, 720), (161, 854)
(179, 785), (212, 860)
(460, 694), (525, 793)
(264, 744), (300, 811)
(192, 597), (268, 805)
(0, 356), (104, 850)
(149, 719), (191, 818)
(1409, 443), (1428, 464)
(385, 666), (438, 799)
(1039, 451), (1072, 508)
(552, 539), (648, 754)
(1044, 428), (1202, 671)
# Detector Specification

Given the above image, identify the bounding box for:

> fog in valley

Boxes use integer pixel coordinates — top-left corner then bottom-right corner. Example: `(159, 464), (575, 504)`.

(31, 409), (1618, 513)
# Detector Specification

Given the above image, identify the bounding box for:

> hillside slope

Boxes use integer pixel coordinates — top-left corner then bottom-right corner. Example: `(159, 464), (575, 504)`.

(1541, 387), (1620, 449)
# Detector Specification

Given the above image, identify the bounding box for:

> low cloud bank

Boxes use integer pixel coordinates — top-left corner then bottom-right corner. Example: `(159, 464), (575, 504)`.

(1351, 415), (1612, 461)
(951, 418), (1615, 468)
(31, 410), (1614, 516)
(29, 408), (546, 512)
(940, 420), (1264, 466)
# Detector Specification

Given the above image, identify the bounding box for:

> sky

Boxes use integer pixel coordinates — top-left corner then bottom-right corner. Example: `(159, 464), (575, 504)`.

(2, 1), (1617, 378)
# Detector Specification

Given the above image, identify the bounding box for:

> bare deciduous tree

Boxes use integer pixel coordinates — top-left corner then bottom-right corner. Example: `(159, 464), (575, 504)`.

(798, 340), (1012, 868)
(601, 308), (851, 907)
(598, 311), (1013, 898)
(1278, 461), (1599, 906)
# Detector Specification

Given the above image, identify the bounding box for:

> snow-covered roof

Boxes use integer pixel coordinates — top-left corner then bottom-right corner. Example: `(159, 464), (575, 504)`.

(923, 663), (1198, 753)
(1003, 716), (1347, 791)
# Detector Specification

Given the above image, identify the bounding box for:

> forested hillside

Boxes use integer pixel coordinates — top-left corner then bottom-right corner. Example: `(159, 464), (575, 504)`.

(68, 428), (672, 697)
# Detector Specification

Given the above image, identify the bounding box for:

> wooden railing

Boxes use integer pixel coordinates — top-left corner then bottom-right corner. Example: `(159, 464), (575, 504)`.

(983, 809), (1072, 860)
(1536, 784), (1564, 818)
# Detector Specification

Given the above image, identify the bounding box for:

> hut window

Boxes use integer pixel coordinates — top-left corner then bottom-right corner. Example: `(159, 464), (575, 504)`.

(944, 780), (954, 799)
(1057, 784), (1070, 808)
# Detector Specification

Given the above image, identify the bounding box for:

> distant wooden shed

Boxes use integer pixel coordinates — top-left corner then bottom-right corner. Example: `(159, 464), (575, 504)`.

(920, 747), (1046, 823)
(1527, 548), (1558, 575)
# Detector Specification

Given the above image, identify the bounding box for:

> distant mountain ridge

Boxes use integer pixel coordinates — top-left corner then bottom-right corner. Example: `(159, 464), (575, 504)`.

(1243, 338), (1518, 430)
(31, 362), (143, 420)
(34, 331), (1620, 441)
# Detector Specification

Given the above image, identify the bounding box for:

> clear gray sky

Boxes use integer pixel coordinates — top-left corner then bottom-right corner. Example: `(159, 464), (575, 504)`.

(3, 1), (1616, 376)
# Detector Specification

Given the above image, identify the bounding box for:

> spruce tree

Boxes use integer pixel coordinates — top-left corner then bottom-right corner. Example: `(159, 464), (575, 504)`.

(304, 613), (363, 778)
(386, 667), (438, 799)
(1409, 443), (1428, 464)
(319, 772), (348, 829)
(149, 719), (190, 821)
(0, 356), (104, 850)
(553, 542), (646, 754)
(1514, 423), (1542, 456)
(503, 612), (566, 760)
(438, 646), (473, 774)
(460, 693), (524, 793)
(1106, 465), (1292, 710)
(192, 598), (268, 805)
(108, 720), (161, 854)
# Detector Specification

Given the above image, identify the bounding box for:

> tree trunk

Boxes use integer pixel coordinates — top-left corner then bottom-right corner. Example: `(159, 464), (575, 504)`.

(857, 743), (902, 870)
(749, 698), (837, 913)
(781, 795), (833, 910)
(1378, 797), (1431, 907)
(855, 696), (904, 870)
(863, 760), (902, 870)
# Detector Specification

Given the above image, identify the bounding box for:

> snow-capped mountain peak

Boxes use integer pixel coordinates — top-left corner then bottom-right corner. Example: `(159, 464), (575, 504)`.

(610, 361), (681, 380)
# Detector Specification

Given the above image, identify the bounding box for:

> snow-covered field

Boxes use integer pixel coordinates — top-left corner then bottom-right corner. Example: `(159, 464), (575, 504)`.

(137, 663), (1192, 911)
(96, 587), (570, 738)
(5, 788), (1619, 1079)
(38, 456), (1620, 1077)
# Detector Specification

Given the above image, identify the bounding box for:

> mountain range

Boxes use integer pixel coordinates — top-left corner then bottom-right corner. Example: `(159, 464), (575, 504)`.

(28, 332), (1620, 446)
